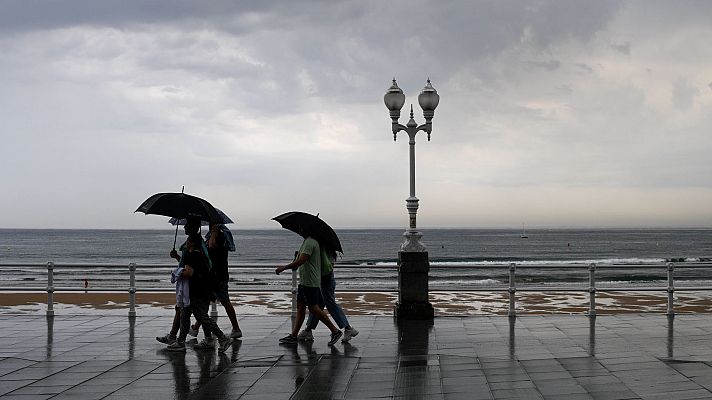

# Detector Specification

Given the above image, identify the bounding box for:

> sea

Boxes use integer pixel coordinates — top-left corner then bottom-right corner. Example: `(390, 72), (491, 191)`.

(1, 228), (712, 292)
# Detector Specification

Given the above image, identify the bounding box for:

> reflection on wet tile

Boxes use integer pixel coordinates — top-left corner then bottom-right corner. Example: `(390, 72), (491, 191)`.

(1, 314), (712, 398)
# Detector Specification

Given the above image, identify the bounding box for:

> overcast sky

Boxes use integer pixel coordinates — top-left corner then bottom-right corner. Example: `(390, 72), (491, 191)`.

(1, 0), (712, 230)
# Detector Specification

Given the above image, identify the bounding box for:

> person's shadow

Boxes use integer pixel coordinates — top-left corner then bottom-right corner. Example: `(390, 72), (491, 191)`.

(218, 339), (242, 368)
(331, 341), (359, 357)
(195, 349), (216, 387)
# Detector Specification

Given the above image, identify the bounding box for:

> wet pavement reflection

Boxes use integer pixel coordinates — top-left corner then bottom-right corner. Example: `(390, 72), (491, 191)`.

(667, 314), (675, 359)
(1, 314), (711, 399)
(589, 315), (596, 356)
(45, 315), (53, 359)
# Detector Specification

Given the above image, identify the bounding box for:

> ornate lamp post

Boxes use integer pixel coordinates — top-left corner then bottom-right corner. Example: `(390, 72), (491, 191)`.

(384, 78), (439, 320)
(384, 78), (439, 251)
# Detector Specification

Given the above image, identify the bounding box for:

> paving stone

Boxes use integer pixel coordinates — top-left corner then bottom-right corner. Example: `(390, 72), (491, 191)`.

(1, 314), (712, 399)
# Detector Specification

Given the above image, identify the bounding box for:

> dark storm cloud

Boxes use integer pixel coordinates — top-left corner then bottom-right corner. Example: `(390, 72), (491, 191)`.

(1, 0), (624, 109)
(0, 0), (267, 32)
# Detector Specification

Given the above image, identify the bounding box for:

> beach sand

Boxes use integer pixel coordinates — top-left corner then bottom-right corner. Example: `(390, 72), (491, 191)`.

(2, 290), (711, 315)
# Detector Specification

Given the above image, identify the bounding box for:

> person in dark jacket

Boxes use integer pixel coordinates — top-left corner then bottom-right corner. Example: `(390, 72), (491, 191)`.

(191, 222), (243, 349)
(166, 232), (233, 353)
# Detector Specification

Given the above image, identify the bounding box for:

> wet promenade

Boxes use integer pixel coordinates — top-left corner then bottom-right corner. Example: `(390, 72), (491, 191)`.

(1, 314), (712, 399)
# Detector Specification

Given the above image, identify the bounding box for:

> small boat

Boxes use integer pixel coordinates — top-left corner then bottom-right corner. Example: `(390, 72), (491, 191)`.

(520, 224), (528, 239)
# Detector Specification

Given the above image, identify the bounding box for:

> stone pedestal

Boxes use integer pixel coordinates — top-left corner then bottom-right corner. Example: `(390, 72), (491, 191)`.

(395, 251), (434, 320)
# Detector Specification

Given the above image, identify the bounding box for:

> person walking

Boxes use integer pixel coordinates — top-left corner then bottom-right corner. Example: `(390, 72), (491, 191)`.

(166, 232), (233, 353)
(275, 227), (342, 345)
(156, 255), (190, 346)
(157, 216), (202, 346)
(297, 245), (358, 343)
(191, 222), (243, 350)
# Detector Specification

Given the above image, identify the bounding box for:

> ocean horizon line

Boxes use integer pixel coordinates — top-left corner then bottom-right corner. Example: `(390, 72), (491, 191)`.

(2, 226), (712, 231)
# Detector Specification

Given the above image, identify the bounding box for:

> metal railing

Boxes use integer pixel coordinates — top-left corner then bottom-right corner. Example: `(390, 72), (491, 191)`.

(1, 262), (711, 317)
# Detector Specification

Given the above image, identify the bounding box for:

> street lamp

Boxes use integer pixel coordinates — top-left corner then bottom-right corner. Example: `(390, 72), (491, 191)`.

(384, 78), (440, 252)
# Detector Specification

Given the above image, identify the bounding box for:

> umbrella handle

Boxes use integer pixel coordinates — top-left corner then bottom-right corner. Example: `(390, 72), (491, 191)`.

(173, 185), (184, 250)
(173, 223), (179, 250)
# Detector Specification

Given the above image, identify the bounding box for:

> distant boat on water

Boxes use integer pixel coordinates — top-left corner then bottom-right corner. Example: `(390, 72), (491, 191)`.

(520, 224), (528, 238)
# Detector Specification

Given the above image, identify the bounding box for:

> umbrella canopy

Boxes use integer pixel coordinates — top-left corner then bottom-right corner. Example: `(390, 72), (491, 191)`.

(272, 211), (342, 253)
(135, 192), (226, 223)
(168, 208), (233, 226)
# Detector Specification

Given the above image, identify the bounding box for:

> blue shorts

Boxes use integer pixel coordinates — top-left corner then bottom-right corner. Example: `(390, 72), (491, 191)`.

(297, 285), (321, 307)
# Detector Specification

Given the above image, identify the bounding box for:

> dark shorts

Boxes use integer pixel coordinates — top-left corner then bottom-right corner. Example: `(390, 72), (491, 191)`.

(297, 285), (321, 306)
(211, 280), (230, 302)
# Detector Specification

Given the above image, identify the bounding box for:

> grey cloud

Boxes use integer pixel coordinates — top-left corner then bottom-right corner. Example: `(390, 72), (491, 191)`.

(555, 84), (573, 95)
(0, 0), (271, 33)
(3, 1), (623, 114)
(526, 60), (561, 71)
(623, 0), (712, 34)
(610, 42), (630, 55)
(575, 63), (595, 73)
(672, 78), (700, 110)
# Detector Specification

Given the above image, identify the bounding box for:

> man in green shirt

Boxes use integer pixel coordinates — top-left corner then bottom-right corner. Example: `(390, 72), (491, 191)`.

(275, 229), (342, 345)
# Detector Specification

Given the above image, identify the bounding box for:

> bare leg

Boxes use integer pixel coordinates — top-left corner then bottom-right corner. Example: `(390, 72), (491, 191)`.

(169, 306), (181, 336)
(308, 304), (338, 333)
(220, 298), (240, 330)
(291, 300), (307, 337)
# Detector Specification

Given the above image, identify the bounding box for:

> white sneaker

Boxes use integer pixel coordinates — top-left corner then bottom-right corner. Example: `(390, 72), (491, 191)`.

(297, 330), (314, 342)
(342, 327), (359, 343)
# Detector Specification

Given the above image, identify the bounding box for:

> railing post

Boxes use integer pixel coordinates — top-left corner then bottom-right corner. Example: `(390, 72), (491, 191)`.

(588, 263), (597, 317)
(128, 263), (136, 318)
(667, 262), (675, 316)
(46, 262), (54, 317)
(210, 301), (218, 319)
(508, 263), (516, 317)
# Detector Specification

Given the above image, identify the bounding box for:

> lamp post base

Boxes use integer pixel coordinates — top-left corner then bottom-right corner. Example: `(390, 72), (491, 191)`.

(394, 301), (434, 320)
(401, 230), (426, 252)
(395, 251), (434, 320)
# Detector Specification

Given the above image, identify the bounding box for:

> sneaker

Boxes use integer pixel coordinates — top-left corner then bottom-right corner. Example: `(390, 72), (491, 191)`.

(156, 334), (176, 345)
(188, 327), (199, 337)
(166, 341), (186, 352)
(230, 329), (243, 339)
(342, 327), (359, 343)
(218, 336), (233, 353)
(328, 330), (343, 346)
(193, 338), (215, 351)
(297, 330), (314, 342)
(279, 334), (298, 344)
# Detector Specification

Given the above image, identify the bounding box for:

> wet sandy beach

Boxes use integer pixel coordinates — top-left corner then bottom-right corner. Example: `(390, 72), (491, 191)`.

(2, 290), (711, 315)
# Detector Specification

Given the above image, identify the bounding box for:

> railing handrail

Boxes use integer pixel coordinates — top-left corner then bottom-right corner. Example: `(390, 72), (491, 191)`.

(3, 261), (712, 269)
(2, 261), (712, 317)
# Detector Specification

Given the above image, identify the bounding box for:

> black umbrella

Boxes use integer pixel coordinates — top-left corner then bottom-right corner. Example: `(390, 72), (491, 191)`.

(168, 208), (233, 226)
(272, 211), (343, 253)
(135, 190), (229, 248)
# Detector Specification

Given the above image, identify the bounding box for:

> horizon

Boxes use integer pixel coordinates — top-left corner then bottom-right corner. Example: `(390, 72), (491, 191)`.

(2, 225), (711, 231)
